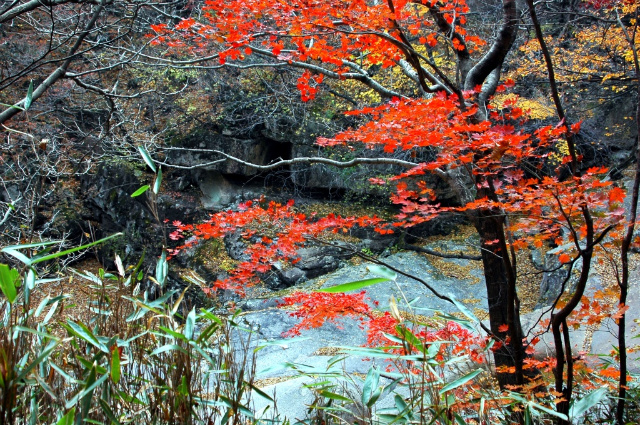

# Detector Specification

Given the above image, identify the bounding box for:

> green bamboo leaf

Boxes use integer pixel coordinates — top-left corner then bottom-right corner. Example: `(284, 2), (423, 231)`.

(318, 277), (390, 293)
(454, 413), (466, 425)
(25, 268), (35, 290)
(77, 370), (110, 421)
(569, 388), (608, 419)
(246, 381), (274, 402)
(29, 388), (38, 425)
(30, 233), (123, 265)
(427, 341), (446, 358)
(63, 321), (109, 353)
(524, 407), (533, 425)
(153, 166), (162, 194)
(336, 346), (419, 361)
(111, 347), (121, 385)
(197, 322), (220, 344)
(56, 408), (75, 425)
(380, 377), (401, 402)
(125, 308), (147, 322)
(35, 295), (50, 317)
(394, 394), (408, 413)
(128, 290), (175, 310)
(155, 250), (167, 287)
(436, 312), (475, 332)
(449, 295), (479, 324)
(79, 364), (97, 416)
(367, 386), (384, 407)
(14, 326), (60, 340)
(29, 246), (53, 262)
(99, 399), (122, 425)
(367, 265), (397, 280)
(157, 326), (188, 342)
(254, 336), (309, 352)
(223, 397), (254, 418)
(81, 369), (109, 398)
(2, 240), (62, 250)
(0, 264), (19, 303)
(75, 356), (107, 375)
(49, 362), (82, 384)
(314, 405), (354, 415)
(150, 344), (189, 357)
(130, 185), (149, 198)
(199, 309), (224, 325)
(528, 401), (568, 420)
(362, 367), (380, 407)
(187, 341), (215, 366)
(33, 374), (56, 403)
(34, 277), (61, 286)
(121, 330), (148, 346)
(397, 326), (426, 355)
(138, 146), (156, 172)
(381, 332), (404, 344)
(24, 80), (33, 110)
(16, 340), (58, 382)
(1, 248), (32, 266)
(320, 390), (352, 402)
(23, 279), (30, 306)
(0, 102), (23, 110)
(184, 308), (196, 340)
(116, 390), (145, 405)
(439, 369), (483, 395)
(376, 413), (404, 424)
(70, 269), (101, 284)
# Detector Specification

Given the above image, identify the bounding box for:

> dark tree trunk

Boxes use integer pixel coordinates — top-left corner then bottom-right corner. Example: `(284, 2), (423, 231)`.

(473, 210), (527, 390)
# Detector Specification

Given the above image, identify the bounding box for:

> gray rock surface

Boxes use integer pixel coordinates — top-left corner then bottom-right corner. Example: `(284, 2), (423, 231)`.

(234, 248), (488, 421)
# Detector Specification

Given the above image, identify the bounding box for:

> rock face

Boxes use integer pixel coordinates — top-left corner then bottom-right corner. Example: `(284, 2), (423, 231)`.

(163, 123), (461, 210)
(81, 163), (157, 262)
(80, 163), (202, 261)
(293, 246), (346, 278)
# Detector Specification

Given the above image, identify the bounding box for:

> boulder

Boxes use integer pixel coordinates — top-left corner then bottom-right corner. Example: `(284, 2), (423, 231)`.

(261, 245), (354, 290)
(295, 246), (344, 278)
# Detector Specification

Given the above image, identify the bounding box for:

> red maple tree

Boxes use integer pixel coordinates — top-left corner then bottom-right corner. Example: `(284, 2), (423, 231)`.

(154, 0), (640, 421)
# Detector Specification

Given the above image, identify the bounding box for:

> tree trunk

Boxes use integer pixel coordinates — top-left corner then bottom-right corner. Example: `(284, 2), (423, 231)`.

(473, 210), (527, 389)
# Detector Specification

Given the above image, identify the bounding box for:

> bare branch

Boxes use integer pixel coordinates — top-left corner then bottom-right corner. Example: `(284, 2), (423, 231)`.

(155, 158), (227, 169)
(399, 242), (482, 260)
(397, 58), (448, 95)
(0, 0), (99, 24)
(157, 148), (418, 170)
(0, 0), (106, 124)
(70, 76), (156, 100)
(464, 0), (518, 93)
